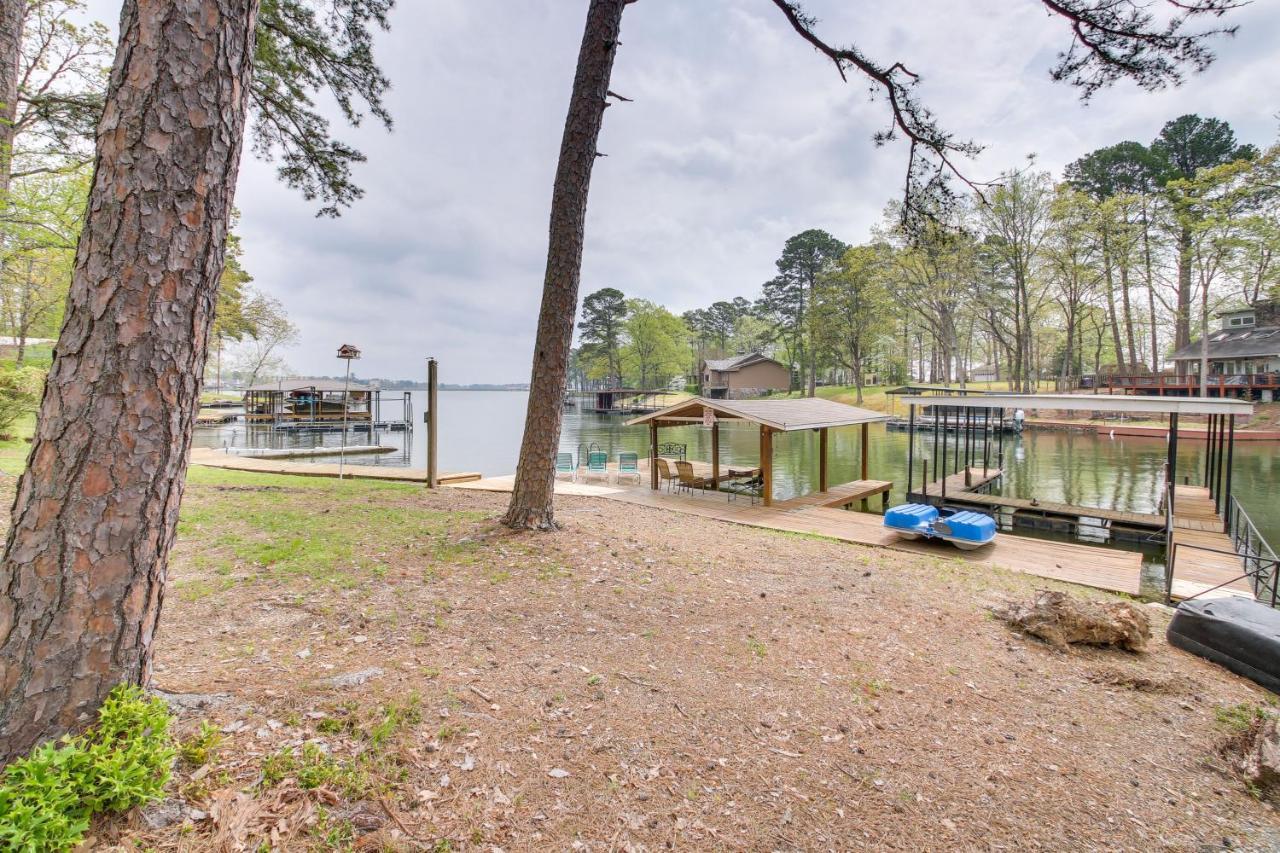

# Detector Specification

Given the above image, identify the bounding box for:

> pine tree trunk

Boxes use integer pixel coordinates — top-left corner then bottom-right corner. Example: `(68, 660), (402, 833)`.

(503, 0), (626, 531)
(1175, 224), (1193, 353)
(0, 0), (258, 763)
(0, 0), (24, 195)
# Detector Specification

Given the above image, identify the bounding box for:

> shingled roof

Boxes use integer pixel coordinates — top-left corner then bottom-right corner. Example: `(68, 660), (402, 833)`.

(1168, 326), (1280, 362)
(702, 352), (781, 372)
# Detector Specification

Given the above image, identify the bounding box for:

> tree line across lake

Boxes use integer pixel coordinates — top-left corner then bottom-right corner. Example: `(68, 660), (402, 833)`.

(573, 114), (1277, 403)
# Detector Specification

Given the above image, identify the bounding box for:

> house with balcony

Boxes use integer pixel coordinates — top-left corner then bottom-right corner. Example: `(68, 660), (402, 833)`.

(1104, 299), (1280, 400)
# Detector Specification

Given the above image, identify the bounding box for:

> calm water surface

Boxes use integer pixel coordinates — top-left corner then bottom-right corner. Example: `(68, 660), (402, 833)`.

(194, 390), (1279, 548)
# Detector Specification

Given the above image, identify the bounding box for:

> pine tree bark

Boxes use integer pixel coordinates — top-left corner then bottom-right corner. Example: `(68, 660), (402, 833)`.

(0, 0), (259, 763)
(503, 0), (626, 530)
(1175, 224), (1193, 354)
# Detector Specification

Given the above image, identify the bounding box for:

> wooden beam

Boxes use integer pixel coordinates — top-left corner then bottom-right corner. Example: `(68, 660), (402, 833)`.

(860, 421), (869, 481)
(761, 426), (773, 507)
(711, 420), (720, 486)
(649, 421), (659, 490)
(819, 427), (828, 493)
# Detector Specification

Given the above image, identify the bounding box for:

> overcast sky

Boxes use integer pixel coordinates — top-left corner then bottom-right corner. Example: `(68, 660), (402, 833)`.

(81, 0), (1278, 383)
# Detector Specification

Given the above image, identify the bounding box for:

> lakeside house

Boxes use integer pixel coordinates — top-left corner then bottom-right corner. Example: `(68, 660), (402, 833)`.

(698, 352), (791, 398)
(1100, 298), (1280, 399)
(1166, 299), (1280, 400)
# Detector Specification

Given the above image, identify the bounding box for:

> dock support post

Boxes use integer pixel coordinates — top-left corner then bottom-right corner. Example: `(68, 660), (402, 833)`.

(712, 420), (721, 488)
(940, 405), (948, 500)
(426, 358), (439, 488)
(1204, 413), (1215, 493)
(859, 423), (870, 509)
(964, 409), (972, 487)
(997, 408), (1005, 471)
(1166, 412), (1179, 516)
(1214, 411), (1226, 516)
(932, 403), (940, 488)
(649, 421), (659, 491)
(1223, 414), (1235, 532)
(760, 427), (773, 507)
(819, 427), (828, 493)
(860, 422), (869, 481)
(906, 404), (916, 498)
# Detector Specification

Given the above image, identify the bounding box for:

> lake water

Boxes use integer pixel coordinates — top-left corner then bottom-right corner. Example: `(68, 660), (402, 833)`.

(193, 389), (1279, 549)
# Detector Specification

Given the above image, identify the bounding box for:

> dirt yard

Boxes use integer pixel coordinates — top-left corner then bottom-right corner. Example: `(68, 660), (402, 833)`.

(47, 467), (1280, 850)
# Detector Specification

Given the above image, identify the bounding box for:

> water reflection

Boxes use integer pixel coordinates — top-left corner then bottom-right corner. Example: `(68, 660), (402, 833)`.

(193, 390), (1278, 550)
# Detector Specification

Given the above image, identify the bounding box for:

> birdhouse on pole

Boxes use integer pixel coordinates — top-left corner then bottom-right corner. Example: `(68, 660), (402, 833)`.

(337, 343), (361, 360)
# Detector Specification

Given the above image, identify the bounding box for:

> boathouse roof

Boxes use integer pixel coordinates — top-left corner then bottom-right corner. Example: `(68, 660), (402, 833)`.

(626, 396), (891, 431)
(895, 393), (1254, 416)
(244, 378), (372, 393)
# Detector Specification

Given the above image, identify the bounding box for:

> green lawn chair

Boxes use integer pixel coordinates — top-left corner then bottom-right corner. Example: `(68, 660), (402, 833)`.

(584, 451), (609, 482)
(555, 451), (576, 481)
(617, 451), (640, 484)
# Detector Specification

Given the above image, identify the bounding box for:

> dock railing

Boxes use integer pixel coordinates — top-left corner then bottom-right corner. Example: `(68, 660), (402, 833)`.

(1168, 542), (1279, 606)
(1167, 493), (1279, 607)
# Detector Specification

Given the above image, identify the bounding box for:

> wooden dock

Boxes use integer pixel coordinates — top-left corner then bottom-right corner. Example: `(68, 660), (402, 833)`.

(936, 490), (1167, 530)
(911, 466), (1003, 499)
(189, 448), (480, 485)
(1168, 485), (1254, 601)
(450, 475), (1143, 596)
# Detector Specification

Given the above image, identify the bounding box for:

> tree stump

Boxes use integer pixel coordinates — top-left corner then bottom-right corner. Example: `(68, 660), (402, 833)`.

(994, 590), (1152, 652)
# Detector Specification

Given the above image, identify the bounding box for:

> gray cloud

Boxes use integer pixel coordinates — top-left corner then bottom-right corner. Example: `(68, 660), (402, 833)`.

(78, 0), (1280, 381)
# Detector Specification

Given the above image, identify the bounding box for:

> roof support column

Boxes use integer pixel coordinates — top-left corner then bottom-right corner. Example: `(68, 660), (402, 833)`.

(860, 422), (869, 482)
(760, 426), (773, 507)
(906, 404), (916, 498)
(711, 420), (721, 487)
(1223, 414), (1235, 533)
(649, 421), (659, 491)
(819, 427), (828, 493)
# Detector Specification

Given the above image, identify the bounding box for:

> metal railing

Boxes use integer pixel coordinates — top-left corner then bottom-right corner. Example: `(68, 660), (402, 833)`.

(1100, 373), (1280, 392)
(1167, 494), (1279, 606)
(1169, 541), (1280, 606)
(1228, 495), (1278, 597)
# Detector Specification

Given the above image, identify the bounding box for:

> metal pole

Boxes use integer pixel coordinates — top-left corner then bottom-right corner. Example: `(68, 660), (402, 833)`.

(339, 363), (351, 479)
(1214, 410), (1226, 516)
(997, 409), (1005, 471)
(427, 357), (439, 488)
(1222, 414), (1235, 533)
(982, 406), (991, 477)
(932, 404), (940, 491)
(1204, 413), (1214, 487)
(906, 404), (916, 498)
(941, 405), (948, 500)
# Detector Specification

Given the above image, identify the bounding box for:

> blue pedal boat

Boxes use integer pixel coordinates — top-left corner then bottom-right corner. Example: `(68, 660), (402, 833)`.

(883, 503), (996, 551)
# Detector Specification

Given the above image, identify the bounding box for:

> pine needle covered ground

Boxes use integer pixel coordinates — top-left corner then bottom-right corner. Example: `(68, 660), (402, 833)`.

(1, 438), (1278, 848)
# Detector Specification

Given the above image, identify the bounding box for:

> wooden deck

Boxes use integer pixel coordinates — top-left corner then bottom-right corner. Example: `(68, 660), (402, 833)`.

(1168, 485), (1255, 601)
(450, 475), (1143, 596)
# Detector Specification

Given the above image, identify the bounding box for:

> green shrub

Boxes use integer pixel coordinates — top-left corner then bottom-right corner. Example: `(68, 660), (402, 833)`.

(0, 684), (176, 852)
(0, 365), (42, 438)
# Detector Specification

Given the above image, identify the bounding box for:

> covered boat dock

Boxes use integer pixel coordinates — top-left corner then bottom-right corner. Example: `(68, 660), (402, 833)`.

(626, 396), (892, 508)
(896, 393), (1266, 603)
